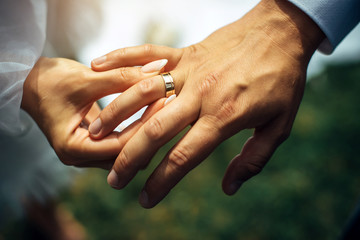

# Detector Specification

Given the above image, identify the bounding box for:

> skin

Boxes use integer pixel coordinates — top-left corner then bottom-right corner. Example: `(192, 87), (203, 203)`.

(90, 0), (325, 208)
(21, 57), (166, 169)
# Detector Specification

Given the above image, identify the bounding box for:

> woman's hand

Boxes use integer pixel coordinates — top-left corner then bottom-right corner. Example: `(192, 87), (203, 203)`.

(21, 57), (164, 169)
(90, 0), (325, 207)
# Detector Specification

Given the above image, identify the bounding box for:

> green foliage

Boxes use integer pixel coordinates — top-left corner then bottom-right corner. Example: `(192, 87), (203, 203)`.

(3, 61), (360, 239)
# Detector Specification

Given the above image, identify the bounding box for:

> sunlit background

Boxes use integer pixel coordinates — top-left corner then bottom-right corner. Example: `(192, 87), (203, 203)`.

(2, 0), (360, 239)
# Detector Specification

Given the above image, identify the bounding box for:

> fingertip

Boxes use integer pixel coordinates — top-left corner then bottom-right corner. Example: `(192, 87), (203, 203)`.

(139, 190), (153, 208)
(89, 118), (101, 133)
(141, 59), (168, 73)
(164, 94), (176, 106)
(139, 189), (162, 209)
(91, 55), (107, 70)
(89, 118), (104, 139)
(223, 180), (243, 196)
(107, 169), (121, 189)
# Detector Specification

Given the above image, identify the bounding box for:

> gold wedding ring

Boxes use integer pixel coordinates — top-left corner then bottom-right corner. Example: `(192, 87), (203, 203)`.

(161, 72), (175, 98)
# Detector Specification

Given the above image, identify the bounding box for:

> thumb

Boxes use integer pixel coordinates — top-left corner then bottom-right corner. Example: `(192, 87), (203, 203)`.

(222, 122), (290, 195)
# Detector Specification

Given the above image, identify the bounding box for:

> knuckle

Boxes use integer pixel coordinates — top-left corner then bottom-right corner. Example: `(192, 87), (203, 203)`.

(186, 43), (206, 58)
(217, 101), (236, 123)
(117, 67), (130, 80)
(201, 101), (236, 129)
(137, 78), (157, 97)
(199, 115), (221, 134)
(187, 44), (199, 55)
(244, 160), (264, 176)
(142, 44), (155, 55)
(115, 47), (127, 58)
(143, 116), (164, 141)
(103, 100), (120, 122)
(117, 149), (132, 170)
(198, 72), (221, 96)
(168, 147), (191, 171)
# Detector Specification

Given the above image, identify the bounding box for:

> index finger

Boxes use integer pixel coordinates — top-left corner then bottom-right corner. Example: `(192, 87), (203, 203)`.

(91, 44), (183, 71)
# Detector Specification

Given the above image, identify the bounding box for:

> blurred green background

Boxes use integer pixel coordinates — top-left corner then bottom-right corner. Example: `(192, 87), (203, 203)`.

(3, 61), (360, 239)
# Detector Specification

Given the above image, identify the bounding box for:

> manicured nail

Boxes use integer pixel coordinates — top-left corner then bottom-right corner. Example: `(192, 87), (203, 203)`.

(164, 94), (176, 106)
(92, 55), (107, 66)
(107, 169), (119, 188)
(141, 59), (168, 73)
(115, 123), (126, 132)
(228, 180), (243, 195)
(139, 190), (149, 207)
(89, 118), (102, 135)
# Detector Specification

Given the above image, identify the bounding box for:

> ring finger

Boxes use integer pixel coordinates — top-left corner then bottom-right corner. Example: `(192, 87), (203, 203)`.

(89, 72), (181, 139)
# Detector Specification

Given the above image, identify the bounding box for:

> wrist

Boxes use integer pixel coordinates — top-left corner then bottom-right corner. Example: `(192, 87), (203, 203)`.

(21, 57), (49, 128)
(21, 58), (41, 116)
(255, 0), (325, 61)
(201, 0), (325, 64)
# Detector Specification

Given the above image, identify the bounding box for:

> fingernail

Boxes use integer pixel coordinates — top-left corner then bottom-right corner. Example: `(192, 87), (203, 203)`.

(89, 118), (102, 135)
(139, 190), (149, 207)
(92, 55), (107, 66)
(141, 59), (168, 73)
(164, 94), (176, 106)
(107, 169), (120, 188)
(229, 180), (243, 195)
(115, 123), (126, 132)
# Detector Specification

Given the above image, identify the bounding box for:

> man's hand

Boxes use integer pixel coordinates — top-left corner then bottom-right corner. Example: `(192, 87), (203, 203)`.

(90, 0), (325, 207)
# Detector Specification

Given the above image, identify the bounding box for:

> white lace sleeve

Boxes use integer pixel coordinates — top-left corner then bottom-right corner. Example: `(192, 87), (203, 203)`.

(0, 0), (47, 135)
